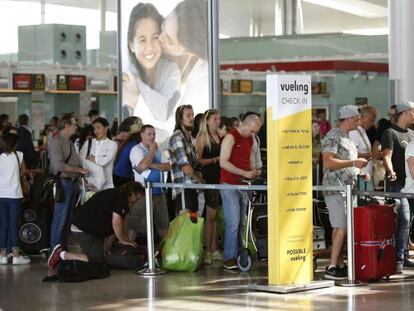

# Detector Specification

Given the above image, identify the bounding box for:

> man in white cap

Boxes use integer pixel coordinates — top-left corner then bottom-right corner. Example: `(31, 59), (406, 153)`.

(382, 101), (414, 273)
(321, 105), (368, 280)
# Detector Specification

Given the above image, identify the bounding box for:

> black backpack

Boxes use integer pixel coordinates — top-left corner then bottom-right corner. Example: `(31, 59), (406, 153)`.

(105, 244), (146, 270)
(30, 173), (65, 206)
(57, 260), (110, 282)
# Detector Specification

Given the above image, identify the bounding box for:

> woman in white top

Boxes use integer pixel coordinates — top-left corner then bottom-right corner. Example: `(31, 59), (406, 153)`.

(80, 118), (117, 191)
(0, 132), (31, 265)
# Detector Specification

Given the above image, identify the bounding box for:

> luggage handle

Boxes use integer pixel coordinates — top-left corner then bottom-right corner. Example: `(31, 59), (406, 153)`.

(190, 211), (198, 224)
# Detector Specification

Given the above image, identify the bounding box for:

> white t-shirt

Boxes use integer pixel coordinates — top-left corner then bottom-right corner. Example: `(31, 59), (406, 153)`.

(79, 138), (117, 190)
(403, 141), (414, 193)
(0, 151), (23, 199)
(129, 143), (151, 186)
(349, 126), (373, 176)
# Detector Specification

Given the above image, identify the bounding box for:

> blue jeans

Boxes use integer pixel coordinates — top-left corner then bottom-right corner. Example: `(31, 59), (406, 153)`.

(0, 198), (22, 253)
(388, 182), (414, 263)
(50, 180), (78, 249)
(220, 187), (246, 260)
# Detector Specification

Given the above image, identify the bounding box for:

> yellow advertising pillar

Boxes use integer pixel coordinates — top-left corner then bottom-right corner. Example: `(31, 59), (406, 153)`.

(251, 74), (333, 293)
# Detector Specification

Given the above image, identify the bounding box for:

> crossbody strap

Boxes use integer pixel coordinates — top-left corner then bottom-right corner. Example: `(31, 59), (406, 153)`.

(14, 151), (25, 191)
(86, 139), (92, 157)
(57, 143), (73, 177)
(356, 128), (371, 152)
(14, 151), (22, 177)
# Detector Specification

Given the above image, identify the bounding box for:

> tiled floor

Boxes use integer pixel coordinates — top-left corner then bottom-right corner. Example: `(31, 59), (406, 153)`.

(1, 257), (414, 310)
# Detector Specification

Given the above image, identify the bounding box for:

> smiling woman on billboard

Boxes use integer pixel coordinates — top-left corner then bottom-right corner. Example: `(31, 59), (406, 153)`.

(121, 0), (209, 145)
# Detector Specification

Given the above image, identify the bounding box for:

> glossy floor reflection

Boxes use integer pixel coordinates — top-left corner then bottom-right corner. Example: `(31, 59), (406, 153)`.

(1, 257), (414, 310)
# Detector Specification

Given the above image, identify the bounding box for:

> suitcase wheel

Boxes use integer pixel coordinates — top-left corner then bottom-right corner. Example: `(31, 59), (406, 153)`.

(237, 248), (253, 272)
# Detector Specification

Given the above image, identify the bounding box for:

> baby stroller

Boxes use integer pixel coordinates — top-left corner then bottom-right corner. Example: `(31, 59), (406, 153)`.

(237, 178), (267, 272)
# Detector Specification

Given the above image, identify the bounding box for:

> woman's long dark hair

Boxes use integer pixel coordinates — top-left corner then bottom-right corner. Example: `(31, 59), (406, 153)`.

(174, 104), (193, 133)
(174, 0), (208, 60)
(92, 117), (111, 139)
(127, 3), (163, 84)
(1, 132), (20, 154)
(114, 132), (141, 165)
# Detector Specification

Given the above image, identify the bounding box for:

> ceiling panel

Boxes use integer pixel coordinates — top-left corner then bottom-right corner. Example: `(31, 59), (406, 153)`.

(2, 0), (388, 38)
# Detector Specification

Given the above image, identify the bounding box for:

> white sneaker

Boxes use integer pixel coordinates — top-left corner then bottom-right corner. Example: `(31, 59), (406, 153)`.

(12, 255), (31, 265)
(0, 255), (7, 265)
(212, 251), (223, 261)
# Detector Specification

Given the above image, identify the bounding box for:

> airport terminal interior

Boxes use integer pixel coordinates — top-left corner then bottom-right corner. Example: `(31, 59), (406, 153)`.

(1, 0), (414, 310)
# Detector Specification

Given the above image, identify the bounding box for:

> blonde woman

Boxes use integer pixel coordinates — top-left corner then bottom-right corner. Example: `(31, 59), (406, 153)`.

(195, 109), (222, 264)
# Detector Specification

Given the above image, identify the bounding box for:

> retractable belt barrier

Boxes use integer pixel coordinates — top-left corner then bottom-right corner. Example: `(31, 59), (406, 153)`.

(355, 190), (414, 199)
(139, 182), (360, 286)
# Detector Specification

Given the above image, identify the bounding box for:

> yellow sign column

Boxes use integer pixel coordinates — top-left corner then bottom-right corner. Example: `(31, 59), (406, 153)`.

(267, 75), (313, 285)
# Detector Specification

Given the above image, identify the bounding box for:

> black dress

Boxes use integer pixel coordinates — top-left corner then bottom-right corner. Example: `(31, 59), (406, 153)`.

(201, 135), (221, 184)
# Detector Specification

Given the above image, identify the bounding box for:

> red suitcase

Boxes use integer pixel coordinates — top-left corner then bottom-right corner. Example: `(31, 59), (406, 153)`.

(354, 205), (396, 281)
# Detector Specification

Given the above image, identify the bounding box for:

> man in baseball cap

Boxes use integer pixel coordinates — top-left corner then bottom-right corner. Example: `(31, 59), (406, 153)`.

(338, 105), (360, 120)
(395, 101), (414, 114)
(321, 104), (368, 280)
(382, 100), (414, 273)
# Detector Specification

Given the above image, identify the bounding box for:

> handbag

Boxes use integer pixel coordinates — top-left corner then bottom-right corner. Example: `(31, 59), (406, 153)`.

(14, 152), (29, 199)
(81, 159), (105, 191)
(77, 177), (96, 206)
(81, 139), (105, 191)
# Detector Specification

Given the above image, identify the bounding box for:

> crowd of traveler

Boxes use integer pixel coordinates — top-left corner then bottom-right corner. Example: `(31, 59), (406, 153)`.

(320, 102), (414, 280)
(0, 105), (264, 275)
(2, 100), (414, 281)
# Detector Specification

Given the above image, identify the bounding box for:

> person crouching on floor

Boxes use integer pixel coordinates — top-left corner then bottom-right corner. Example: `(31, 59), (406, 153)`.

(47, 181), (144, 273)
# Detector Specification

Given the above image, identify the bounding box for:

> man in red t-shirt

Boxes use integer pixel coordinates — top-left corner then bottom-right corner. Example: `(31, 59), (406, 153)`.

(219, 112), (262, 270)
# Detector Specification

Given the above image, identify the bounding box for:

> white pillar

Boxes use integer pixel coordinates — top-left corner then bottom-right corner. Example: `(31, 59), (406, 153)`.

(249, 4), (262, 37)
(389, 0), (414, 104)
(99, 0), (107, 32)
(275, 0), (283, 35)
(41, 0), (45, 24)
(274, 0), (304, 35)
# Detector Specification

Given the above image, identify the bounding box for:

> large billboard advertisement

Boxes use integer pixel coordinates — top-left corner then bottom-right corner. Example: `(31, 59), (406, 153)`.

(120, 0), (210, 143)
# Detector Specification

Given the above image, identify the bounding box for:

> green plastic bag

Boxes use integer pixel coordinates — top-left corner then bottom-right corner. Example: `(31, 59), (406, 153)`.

(161, 213), (204, 272)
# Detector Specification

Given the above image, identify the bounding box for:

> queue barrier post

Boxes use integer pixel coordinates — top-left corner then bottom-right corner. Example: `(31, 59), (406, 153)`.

(338, 184), (366, 287)
(137, 182), (166, 276)
(136, 182), (363, 291)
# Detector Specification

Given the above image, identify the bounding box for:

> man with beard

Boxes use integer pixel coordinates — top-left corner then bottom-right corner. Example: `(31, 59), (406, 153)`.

(168, 105), (203, 213)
